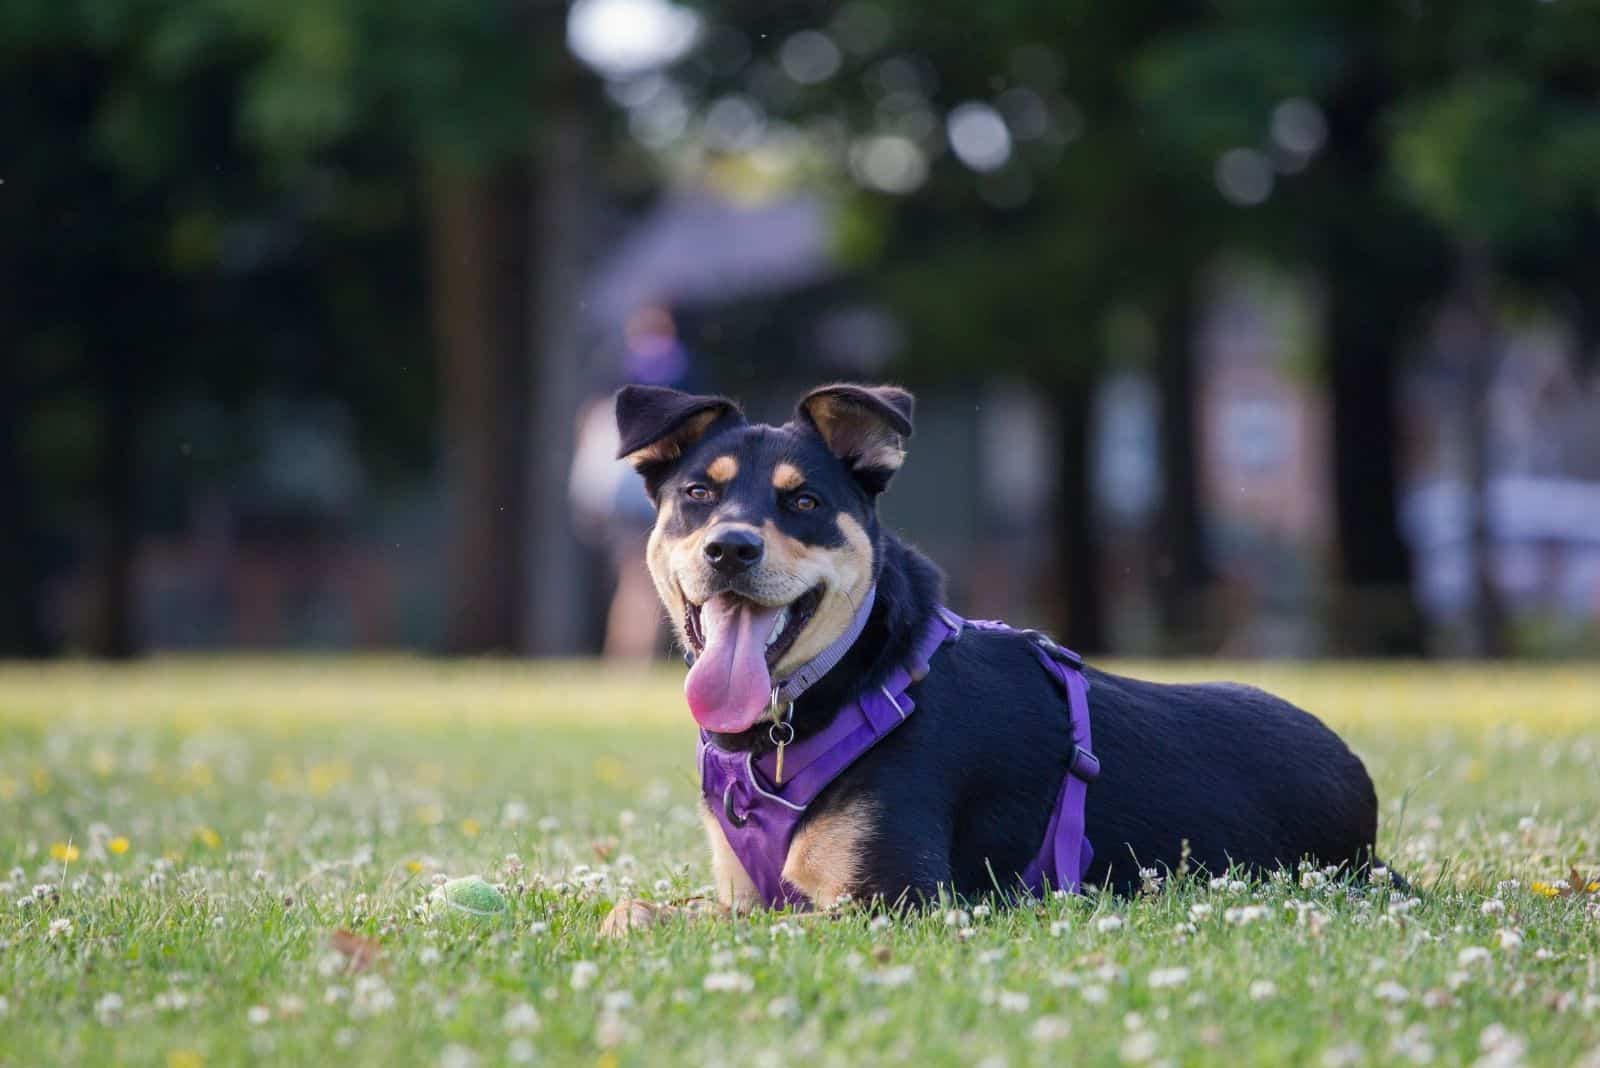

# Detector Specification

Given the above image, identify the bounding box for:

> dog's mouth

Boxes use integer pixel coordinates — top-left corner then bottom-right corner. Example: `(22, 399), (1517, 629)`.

(680, 586), (823, 734)
(684, 587), (822, 666)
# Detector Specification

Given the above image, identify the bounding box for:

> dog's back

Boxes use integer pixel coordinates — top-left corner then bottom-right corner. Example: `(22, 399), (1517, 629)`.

(812, 622), (1383, 898)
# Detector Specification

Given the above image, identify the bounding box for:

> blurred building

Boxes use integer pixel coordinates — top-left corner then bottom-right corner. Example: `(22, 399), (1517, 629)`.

(1401, 320), (1600, 652)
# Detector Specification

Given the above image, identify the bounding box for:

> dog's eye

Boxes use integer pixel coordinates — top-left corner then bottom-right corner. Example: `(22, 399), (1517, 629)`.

(684, 484), (713, 503)
(791, 491), (820, 512)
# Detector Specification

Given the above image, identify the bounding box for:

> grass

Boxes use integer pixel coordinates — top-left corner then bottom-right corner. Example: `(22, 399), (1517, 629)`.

(2, 657), (1598, 1067)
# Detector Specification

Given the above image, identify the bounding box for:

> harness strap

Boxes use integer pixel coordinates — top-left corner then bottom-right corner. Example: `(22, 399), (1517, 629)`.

(701, 607), (1099, 907)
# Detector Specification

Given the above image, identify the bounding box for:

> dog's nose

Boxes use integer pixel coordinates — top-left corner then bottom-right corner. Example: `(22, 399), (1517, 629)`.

(703, 527), (764, 575)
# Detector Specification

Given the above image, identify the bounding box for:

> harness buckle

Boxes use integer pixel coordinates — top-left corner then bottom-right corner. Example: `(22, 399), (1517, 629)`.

(1025, 630), (1083, 670)
(1069, 745), (1101, 783)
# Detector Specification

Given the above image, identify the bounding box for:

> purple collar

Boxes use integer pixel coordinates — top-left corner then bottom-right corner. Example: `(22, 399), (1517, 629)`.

(773, 584), (877, 705)
(699, 607), (1100, 909)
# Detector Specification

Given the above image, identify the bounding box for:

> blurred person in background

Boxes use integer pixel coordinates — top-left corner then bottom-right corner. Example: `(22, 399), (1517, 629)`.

(569, 304), (696, 660)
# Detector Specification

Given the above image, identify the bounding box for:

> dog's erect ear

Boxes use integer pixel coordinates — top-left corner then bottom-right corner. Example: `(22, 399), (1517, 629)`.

(615, 385), (744, 496)
(796, 383), (914, 495)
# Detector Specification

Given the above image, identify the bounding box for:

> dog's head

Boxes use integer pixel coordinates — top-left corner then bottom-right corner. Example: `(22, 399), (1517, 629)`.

(615, 382), (914, 734)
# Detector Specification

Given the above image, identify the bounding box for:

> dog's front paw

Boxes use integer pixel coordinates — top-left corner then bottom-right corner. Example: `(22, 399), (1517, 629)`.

(600, 898), (667, 938)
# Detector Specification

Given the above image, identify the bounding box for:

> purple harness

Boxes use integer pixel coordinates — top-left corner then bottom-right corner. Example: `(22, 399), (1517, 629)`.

(699, 606), (1100, 908)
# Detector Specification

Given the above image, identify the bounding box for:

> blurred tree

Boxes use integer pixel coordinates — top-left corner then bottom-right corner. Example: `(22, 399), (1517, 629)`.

(0, 0), (592, 655)
(675, 1), (1222, 650)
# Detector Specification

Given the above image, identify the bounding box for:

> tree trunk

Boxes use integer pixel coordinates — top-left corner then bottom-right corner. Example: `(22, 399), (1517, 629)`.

(0, 270), (53, 656)
(87, 353), (140, 658)
(524, 47), (591, 656)
(1056, 380), (1107, 653)
(427, 167), (530, 654)
(1153, 285), (1209, 652)
(1324, 240), (1433, 656)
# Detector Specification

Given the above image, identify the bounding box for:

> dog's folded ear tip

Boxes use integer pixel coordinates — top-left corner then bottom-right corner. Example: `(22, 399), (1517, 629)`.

(613, 387), (745, 465)
(798, 383), (915, 439)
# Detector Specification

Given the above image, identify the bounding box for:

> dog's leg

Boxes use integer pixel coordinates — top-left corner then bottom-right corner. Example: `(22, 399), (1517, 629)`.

(782, 798), (877, 908)
(699, 799), (762, 910)
(601, 802), (759, 938)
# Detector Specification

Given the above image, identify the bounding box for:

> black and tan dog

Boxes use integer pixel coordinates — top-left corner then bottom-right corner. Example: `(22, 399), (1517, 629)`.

(604, 382), (1388, 926)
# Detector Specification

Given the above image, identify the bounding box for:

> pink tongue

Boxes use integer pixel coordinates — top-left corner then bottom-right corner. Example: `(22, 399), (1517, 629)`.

(685, 593), (784, 733)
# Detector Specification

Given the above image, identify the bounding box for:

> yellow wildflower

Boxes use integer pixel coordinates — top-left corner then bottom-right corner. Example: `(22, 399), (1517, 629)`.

(167, 1051), (205, 1068)
(49, 842), (80, 863)
(460, 818), (482, 838)
(108, 836), (130, 855)
(406, 860), (424, 875)
(194, 827), (221, 850)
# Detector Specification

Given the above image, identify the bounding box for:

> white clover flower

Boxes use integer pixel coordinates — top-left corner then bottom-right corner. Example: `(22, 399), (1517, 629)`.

(1120, 1030), (1158, 1063)
(766, 996), (799, 1019)
(1081, 984), (1109, 1004)
(1374, 981), (1410, 1003)
(1249, 979), (1278, 1001)
(866, 965), (915, 988)
(1095, 915), (1124, 933)
(1321, 1042), (1365, 1068)
(1190, 903), (1213, 920)
(94, 993), (123, 1025)
(507, 1039), (535, 1064)
(1147, 967), (1189, 989)
(1497, 928), (1524, 952)
(1458, 946), (1491, 967)
(46, 917), (72, 940)
(1481, 899), (1505, 916)
(502, 1002), (541, 1034)
(351, 975), (396, 1017)
(247, 1005), (270, 1026)
(996, 990), (1029, 1013)
(971, 904), (991, 919)
(571, 961), (599, 990)
(703, 971), (754, 993)
(601, 991), (634, 1013)
(438, 1044), (479, 1068)
(944, 908), (971, 927)
(1224, 905), (1269, 926)
(869, 914), (892, 932)
(1030, 1015), (1070, 1042)
(1208, 877), (1230, 892)
(653, 879), (672, 895)
(1478, 1024), (1527, 1067)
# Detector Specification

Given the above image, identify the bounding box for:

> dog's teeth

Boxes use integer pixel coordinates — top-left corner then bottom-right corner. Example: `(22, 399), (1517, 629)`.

(766, 608), (789, 647)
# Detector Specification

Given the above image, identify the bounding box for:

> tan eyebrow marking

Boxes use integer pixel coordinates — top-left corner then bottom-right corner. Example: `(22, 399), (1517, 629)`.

(772, 463), (804, 491)
(706, 456), (738, 482)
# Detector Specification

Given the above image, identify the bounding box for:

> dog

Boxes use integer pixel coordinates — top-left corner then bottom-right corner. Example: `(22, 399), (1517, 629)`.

(602, 381), (1390, 928)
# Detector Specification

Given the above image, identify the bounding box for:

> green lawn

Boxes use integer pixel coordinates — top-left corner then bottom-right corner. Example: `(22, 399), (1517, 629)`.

(2, 659), (1598, 1067)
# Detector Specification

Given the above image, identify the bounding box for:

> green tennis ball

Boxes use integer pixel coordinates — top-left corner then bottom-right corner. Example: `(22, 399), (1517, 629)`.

(432, 876), (507, 917)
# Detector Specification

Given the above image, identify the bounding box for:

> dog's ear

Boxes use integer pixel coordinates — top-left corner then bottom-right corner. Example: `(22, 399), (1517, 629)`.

(615, 385), (744, 497)
(796, 383), (914, 495)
